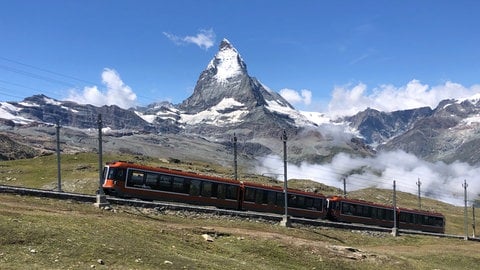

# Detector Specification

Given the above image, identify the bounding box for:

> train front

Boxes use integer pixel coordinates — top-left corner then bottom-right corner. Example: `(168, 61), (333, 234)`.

(101, 162), (126, 196)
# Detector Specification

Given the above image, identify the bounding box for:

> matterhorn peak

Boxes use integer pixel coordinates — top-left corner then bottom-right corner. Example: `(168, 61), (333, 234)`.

(207, 38), (247, 82)
(219, 38), (234, 50)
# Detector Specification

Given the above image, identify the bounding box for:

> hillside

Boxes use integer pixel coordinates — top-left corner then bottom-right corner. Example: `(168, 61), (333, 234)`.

(0, 152), (474, 235)
(0, 191), (479, 269)
(1, 152), (479, 269)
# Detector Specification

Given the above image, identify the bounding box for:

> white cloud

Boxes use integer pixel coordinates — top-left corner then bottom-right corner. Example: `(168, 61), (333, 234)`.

(66, 68), (137, 109)
(163, 29), (216, 50)
(327, 80), (480, 117)
(255, 150), (480, 206)
(280, 88), (312, 106)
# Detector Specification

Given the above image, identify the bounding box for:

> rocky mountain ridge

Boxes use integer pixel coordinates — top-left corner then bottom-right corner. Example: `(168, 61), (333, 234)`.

(1, 39), (480, 165)
(344, 96), (480, 164)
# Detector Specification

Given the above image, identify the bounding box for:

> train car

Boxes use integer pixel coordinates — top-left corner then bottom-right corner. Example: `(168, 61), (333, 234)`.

(398, 207), (445, 234)
(327, 196), (395, 228)
(327, 196), (445, 233)
(102, 161), (242, 210)
(103, 161), (327, 219)
(103, 161), (444, 233)
(242, 182), (327, 219)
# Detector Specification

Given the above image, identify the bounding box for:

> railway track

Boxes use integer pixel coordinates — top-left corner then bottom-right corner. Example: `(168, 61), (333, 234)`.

(0, 184), (475, 241)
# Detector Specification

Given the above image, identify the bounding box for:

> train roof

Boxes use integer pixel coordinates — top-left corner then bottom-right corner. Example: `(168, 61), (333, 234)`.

(106, 161), (242, 185)
(329, 196), (444, 217)
(397, 206), (445, 218)
(329, 196), (395, 209)
(107, 161), (326, 198)
(242, 181), (326, 198)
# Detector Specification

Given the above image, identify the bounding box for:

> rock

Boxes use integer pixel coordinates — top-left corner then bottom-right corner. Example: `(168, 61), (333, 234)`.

(202, 234), (214, 242)
(97, 259), (104, 265)
(164, 260), (173, 265)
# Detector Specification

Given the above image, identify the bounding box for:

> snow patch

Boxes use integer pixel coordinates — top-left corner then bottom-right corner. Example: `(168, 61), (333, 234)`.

(265, 100), (313, 127)
(137, 113), (157, 124)
(208, 43), (245, 82)
(19, 101), (40, 107)
(458, 93), (480, 104)
(300, 111), (331, 125)
(461, 115), (480, 125)
(0, 102), (34, 124)
(180, 98), (248, 126)
(44, 97), (62, 106)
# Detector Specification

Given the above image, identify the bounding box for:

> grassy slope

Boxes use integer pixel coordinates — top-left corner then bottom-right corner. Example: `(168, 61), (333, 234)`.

(0, 153), (479, 269)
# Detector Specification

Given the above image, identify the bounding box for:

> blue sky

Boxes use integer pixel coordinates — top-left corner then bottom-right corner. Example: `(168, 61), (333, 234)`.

(1, 1), (480, 115)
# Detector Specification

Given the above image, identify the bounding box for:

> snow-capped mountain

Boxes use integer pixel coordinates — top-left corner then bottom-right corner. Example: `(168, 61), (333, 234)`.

(4, 38), (480, 165)
(340, 95), (480, 164)
(139, 38), (315, 140)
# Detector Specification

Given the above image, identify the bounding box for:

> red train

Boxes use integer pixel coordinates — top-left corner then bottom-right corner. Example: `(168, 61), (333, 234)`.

(102, 161), (445, 233)
(327, 196), (445, 233)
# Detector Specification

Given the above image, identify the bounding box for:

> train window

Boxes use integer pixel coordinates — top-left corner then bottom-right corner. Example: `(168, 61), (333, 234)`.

(342, 203), (353, 215)
(172, 177), (188, 193)
(405, 213), (413, 223)
(288, 194), (297, 208)
(433, 217), (444, 227)
(363, 206), (371, 217)
(377, 208), (386, 220)
(386, 209), (394, 221)
(255, 190), (265, 204)
(267, 191), (276, 206)
(211, 183), (218, 198)
(145, 173), (158, 189)
(158, 175), (173, 191)
(190, 180), (201, 196)
(128, 170), (144, 187)
(201, 182), (212, 197)
(226, 185), (238, 200)
(314, 199), (323, 211)
(297, 196), (305, 209)
(217, 184), (226, 199)
(245, 188), (255, 202)
(116, 169), (125, 180)
(107, 167), (125, 181)
(304, 197), (314, 209)
(355, 205), (363, 216)
(419, 215), (442, 226)
(276, 193), (285, 207)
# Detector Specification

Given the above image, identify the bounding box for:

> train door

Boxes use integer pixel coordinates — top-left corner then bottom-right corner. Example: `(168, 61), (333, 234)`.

(326, 198), (340, 220)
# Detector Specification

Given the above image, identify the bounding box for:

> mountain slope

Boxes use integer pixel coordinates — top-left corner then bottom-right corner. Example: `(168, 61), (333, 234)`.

(173, 39), (313, 139)
(378, 98), (480, 163)
(344, 107), (433, 146)
(5, 39), (480, 165)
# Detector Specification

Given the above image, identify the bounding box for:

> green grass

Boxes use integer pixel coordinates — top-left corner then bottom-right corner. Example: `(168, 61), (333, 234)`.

(0, 152), (473, 236)
(1, 194), (480, 269)
(1, 153), (479, 269)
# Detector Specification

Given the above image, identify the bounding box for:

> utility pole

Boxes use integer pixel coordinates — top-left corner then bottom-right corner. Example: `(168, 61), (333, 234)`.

(392, 180), (398, 237)
(416, 178), (422, 209)
(95, 114), (109, 208)
(233, 133), (238, 181)
(463, 179), (468, 240)
(343, 178), (347, 198)
(55, 120), (62, 192)
(280, 129), (290, 227)
(472, 204), (476, 238)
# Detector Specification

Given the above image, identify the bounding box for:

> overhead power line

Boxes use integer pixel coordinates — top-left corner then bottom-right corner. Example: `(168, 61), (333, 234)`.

(0, 56), (98, 86)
